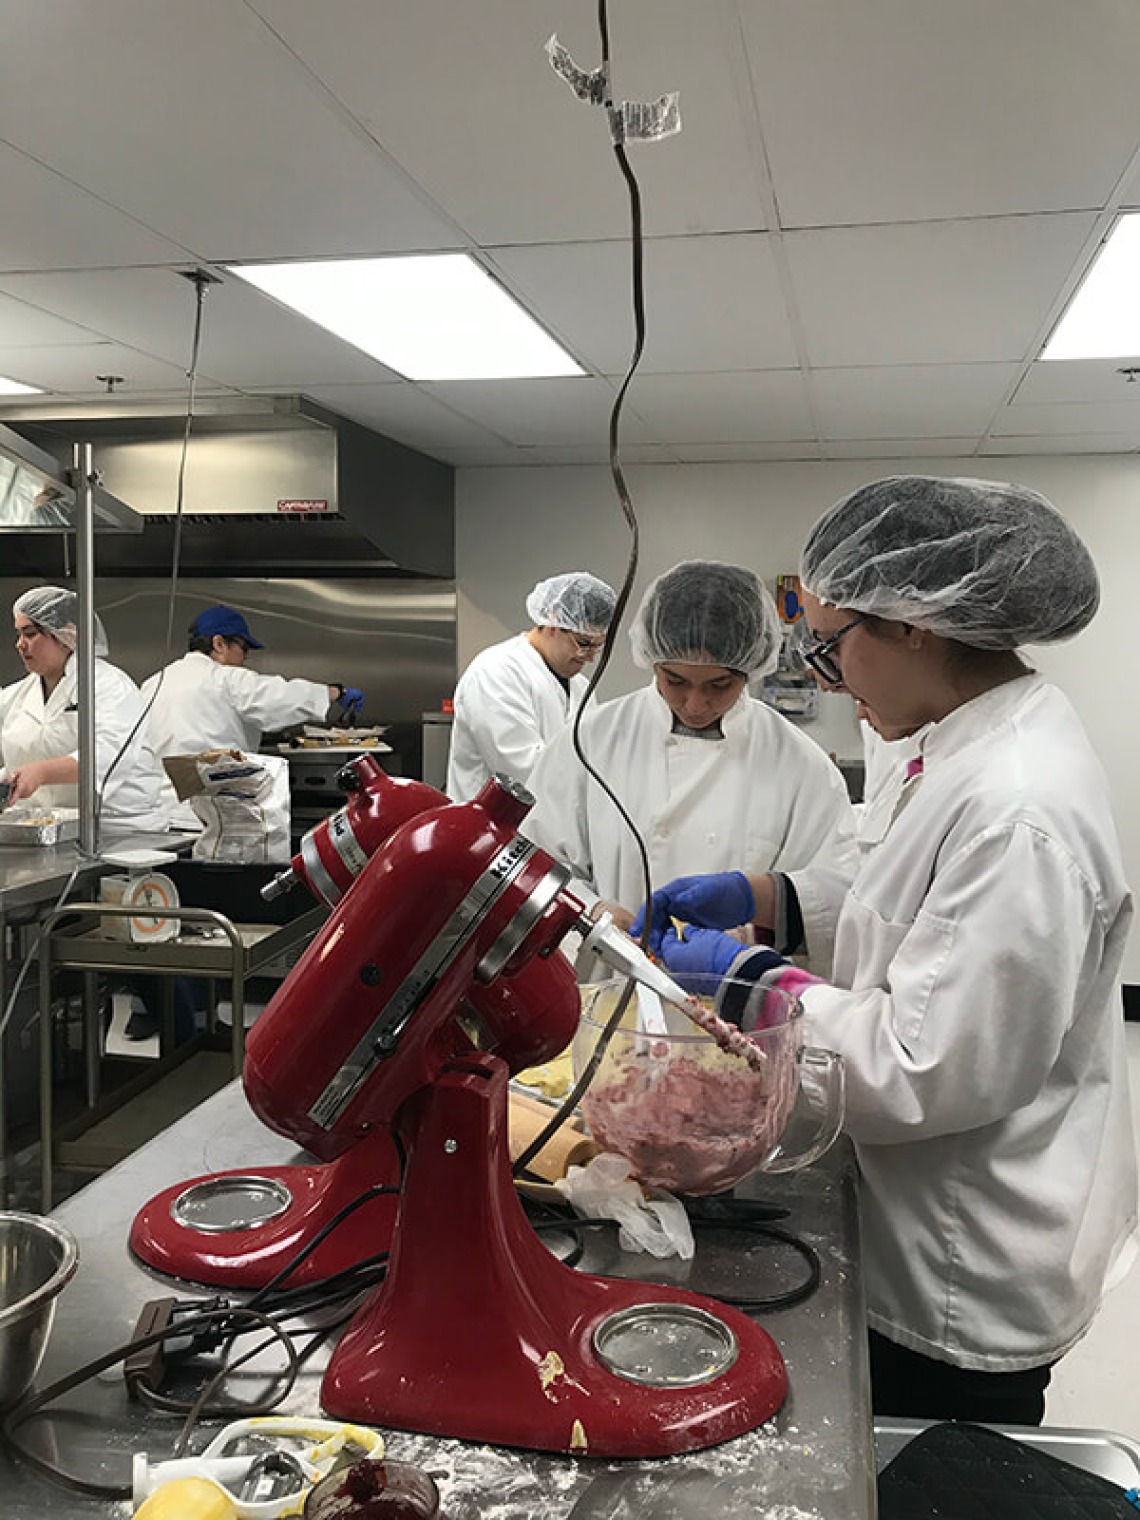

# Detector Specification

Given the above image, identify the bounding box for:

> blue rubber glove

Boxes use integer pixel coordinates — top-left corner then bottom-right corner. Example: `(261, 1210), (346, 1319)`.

(339, 686), (365, 719)
(656, 925), (745, 988)
(659, 933), (791, 1017)
(631, 871), (756, 956)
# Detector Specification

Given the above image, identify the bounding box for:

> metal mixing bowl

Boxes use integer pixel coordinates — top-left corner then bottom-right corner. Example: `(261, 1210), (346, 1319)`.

(0, 1212), (79, 1408)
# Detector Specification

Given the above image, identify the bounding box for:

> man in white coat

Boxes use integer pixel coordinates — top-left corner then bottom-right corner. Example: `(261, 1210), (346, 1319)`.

(525, 560), (857, 968)
(446, 572), (617, 803)
(143, 605), (363, 762)
(143, 605), (366, 832)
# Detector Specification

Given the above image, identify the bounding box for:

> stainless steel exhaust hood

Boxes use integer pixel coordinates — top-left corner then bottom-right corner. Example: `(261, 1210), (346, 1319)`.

(10, 397), (453, 578)
(0, 422), (141, 533)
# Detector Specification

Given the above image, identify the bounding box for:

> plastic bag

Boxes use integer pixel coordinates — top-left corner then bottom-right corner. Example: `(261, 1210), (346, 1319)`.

(554, 1151), (695, 1260)
(187, 752), (291, 864)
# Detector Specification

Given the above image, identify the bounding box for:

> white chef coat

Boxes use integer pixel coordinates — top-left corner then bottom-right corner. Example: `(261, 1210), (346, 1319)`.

(0, 656), (177, 831)
(797, 674), (1138, 1371)
(525, 682), (858, 969)
(142, 651), (328, 758)
(855, 720), (928, 850)
(446, 633), (588, 803)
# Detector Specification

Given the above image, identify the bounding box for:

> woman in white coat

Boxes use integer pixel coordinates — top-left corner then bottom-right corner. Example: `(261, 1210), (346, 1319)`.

(525, 560), (857, 963)
(2, 585), (176, 833)
(641, 477), (1137, 1425)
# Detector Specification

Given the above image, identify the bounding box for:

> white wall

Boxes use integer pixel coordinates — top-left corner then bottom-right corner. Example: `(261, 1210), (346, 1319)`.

(456, 454), (1140, 978)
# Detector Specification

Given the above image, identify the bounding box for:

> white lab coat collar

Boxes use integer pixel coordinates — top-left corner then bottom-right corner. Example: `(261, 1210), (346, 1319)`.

(643, 680), (752, 739)
(916, 671), (1043, 773)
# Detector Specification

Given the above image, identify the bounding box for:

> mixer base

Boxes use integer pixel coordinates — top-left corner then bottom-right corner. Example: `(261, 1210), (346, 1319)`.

(128, 1129), (401, 1287)
(322, 1054), (787, 1457)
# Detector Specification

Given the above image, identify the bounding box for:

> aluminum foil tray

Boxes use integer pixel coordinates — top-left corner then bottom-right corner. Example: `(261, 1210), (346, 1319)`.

(0, 808), (79, 846)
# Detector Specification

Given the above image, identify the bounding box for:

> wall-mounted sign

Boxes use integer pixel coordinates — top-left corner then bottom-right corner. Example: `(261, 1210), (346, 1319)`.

(277, 498), (330, 515)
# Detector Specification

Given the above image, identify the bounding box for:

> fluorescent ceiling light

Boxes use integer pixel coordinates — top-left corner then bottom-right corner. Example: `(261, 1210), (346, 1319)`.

(1042, 214), (1140, 360)
(227, 254), (584, 381)
(0, 376), (42, 395)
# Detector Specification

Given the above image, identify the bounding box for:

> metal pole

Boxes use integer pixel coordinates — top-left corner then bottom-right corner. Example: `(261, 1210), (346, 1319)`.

(39, 926), (53, 1210)
(73, 442), (97, 856)
(0, 915), (9, 1209)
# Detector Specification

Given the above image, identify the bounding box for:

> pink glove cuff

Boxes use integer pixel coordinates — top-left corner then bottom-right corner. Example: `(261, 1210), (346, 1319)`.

(765, 965), (825, 1001)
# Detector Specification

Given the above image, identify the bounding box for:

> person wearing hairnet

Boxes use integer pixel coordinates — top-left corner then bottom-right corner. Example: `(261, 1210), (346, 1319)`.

(0, 585), (176, 830)
(445, 571), (617, 803)
(639, 478), (1136, 1425)
(526, 561), (856, 942)
(143, 603), (362, 755)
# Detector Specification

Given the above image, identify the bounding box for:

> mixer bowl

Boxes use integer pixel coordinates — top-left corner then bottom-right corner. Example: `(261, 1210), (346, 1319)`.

(573, 977), (840, 1196)
(0, 1211), (79, 1408)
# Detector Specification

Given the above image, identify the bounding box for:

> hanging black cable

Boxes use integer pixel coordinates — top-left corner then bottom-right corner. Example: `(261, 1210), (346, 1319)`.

(91, 267), (217, 849)
(512, 0), (659, 1179)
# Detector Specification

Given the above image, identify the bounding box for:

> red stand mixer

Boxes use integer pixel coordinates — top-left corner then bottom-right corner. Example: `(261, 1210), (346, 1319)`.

(130, 756), (789, 1456)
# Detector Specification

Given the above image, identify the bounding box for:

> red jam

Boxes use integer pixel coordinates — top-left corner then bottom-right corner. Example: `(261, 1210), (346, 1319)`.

(328, 1459), (435, 1518)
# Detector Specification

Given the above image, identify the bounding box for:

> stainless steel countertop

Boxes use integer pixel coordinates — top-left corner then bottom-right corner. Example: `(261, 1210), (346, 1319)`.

(2, 1083), (874, 1519)
(0, 831), (195, 918)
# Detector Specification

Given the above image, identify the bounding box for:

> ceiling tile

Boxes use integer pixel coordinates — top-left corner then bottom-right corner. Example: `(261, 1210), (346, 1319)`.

(299, 383), (508, 454)
(0, 0), (457, 260)
(676, 441), (824, 462)
(989, 401), (1140, 436)
(0, 291), (103, 346)
(0, 268), (403, 387)
(980, 435), (1140, 455)
(503, 443), (681, 467)
(822, 438), (981, 460)
(493, 233), (798, 376)
(622, 371), (815, 443)
(0, 341), (190, 395)
(812, 363), (1019, 438)
(1013, 361), (1140, 406)
(0, 143), (191, 272)
(740, 0), (1140, 226)
(431, 446), (530, 468)
(0, 3), (1137, 466)
(787, 214), (1095, 367)
(422, 376), (655, 447)
(249, 0), (769, 244)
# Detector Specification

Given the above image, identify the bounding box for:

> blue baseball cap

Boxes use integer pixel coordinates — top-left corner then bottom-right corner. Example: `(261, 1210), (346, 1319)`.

(191, 604), (264, 648)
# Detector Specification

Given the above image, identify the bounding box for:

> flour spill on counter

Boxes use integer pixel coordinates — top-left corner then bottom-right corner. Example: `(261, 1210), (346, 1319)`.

(366, 1421), (829, 1519)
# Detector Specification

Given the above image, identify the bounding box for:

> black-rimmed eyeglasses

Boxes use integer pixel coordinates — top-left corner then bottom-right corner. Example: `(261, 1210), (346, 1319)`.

(569, 632), (606, 654)
(802, 615), (865, 685)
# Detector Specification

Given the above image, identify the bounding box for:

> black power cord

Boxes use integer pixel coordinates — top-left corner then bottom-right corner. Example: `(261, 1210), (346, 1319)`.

(0, 1177), (401, 1498)
(524, 1191), (822, 1314)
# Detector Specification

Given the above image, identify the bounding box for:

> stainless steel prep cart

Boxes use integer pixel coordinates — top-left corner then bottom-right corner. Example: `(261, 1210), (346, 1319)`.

(0, 831), (196, 1195)
(1, 1082), (875, 1519)
(36, 901), (326, 1205)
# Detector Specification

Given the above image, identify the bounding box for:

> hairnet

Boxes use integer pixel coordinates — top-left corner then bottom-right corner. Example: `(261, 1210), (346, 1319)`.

(13, 585), (109, 657)
(525, 572), (617, 635)
(629, 561), (782, 676)
(800, 475), (1099, 649)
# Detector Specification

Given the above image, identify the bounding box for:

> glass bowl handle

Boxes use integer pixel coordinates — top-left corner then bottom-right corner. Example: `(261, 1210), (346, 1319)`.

(758, 1046), (845, 1175)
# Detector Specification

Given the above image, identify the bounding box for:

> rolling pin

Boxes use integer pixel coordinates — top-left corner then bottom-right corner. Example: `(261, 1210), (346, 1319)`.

(508, 1091), (600, 1183)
